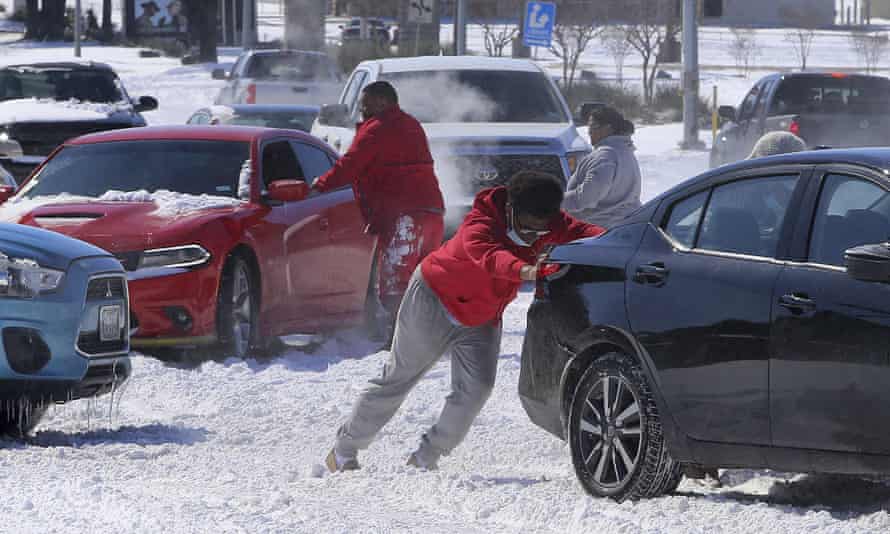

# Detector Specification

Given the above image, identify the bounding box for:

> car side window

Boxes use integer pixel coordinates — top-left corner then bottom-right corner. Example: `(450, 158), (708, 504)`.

(697, 174), (798, 257)
(188, 112), (209, 125)
(753, 80), (774, 118)
(809, 174), (890, 267)
(664, 191), (708, 248)
(737, 83), (762, 122)
(290, 142), (333, 186)
(230, 55), (246, 79)
(341, 70), (368, 117)
(261, 140), (304, 190)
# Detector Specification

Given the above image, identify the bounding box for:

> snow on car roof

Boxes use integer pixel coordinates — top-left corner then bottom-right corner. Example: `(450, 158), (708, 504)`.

(370, 56), (542, 74)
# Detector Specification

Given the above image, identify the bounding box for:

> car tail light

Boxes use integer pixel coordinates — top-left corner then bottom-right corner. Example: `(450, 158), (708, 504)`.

(246, 84), (256, 104)
(789, 117), (801, 137)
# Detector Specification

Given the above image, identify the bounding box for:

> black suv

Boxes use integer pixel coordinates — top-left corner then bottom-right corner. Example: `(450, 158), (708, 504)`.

(521, 148), (890, 501)
(0, 62), (157, 183)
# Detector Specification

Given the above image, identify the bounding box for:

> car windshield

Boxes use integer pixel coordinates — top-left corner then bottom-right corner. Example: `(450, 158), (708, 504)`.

(0, 67), (125, 103)
(226, 110), (318, 131)
(771, 76), (890, 115)
(379, 70), (570, 123)
(245, 54), (335, 81)
(18, 140), (250, 199)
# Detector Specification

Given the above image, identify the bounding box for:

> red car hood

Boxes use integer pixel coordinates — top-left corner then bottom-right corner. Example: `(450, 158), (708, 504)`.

(3, 199), (242, 252)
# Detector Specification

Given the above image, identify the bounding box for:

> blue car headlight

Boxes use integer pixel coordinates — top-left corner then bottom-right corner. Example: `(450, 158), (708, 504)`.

(0, 252), (64, 298)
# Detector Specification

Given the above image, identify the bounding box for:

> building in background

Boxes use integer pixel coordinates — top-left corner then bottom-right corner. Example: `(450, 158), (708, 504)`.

(700, 0), (835, 27)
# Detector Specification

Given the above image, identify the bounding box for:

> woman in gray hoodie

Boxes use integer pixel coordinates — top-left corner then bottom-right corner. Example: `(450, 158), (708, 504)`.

(562, 106), (642, 228)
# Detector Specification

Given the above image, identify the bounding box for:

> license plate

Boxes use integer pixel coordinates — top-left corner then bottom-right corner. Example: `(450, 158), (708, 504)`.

(99, 305), (122, 342)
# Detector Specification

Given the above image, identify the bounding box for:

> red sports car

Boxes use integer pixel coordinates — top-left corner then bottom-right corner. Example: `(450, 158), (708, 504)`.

(0, 126), (378, 356)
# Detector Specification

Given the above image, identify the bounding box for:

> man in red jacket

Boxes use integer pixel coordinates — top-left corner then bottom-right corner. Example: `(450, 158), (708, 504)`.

(314, 81), (445, 335)
(326, 171), (604, 472)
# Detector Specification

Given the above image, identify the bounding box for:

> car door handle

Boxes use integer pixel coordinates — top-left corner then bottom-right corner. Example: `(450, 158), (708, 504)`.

(778, 293), (816, 313)
(318, 217), (329, 230)
(633, 262), (669, 286)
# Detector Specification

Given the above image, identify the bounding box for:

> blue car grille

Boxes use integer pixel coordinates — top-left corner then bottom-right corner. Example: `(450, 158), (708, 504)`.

(77, 275), (128, 356)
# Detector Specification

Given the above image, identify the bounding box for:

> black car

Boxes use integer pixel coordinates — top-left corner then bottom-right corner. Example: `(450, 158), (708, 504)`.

(339, 17), (392, 46)
(0, 62), (158, 183)
(521, 148), (890, 501)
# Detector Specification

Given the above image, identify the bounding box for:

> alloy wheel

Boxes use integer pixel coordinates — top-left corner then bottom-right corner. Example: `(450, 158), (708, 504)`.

(230, 262), (252, 357)
(578, 374), (643, 490)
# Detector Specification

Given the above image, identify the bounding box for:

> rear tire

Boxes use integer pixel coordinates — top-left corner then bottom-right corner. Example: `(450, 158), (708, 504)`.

(217, 255), (260, 358)
(568, 352), (676, 501)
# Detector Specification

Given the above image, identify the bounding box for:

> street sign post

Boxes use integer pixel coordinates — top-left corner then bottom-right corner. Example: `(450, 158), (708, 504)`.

(522, 1), (555, 49)
(408, 0), (434, 24)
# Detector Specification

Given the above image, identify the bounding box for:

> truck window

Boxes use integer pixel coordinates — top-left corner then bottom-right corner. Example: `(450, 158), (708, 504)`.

(379, 69), (570, 123)
(737, 83), (762, 122)
(245, 53), (335, 82)
(340, 70), (368, 117)
(770, 76), (890, 116)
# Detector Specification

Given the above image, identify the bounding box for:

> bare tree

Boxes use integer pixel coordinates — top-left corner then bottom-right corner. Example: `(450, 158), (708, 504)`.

(600, 25), (633, 86)
(729, 28), (759, 77)
(550, 23), (602, 91)
(849, 31), (889, 73)
(482, 24), (518, 57)
(625, 0), (680, 106)
(782, 7), (821, 71)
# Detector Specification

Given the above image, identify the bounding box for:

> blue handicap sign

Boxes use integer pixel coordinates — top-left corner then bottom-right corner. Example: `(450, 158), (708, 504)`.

(522, 1), (556, 48)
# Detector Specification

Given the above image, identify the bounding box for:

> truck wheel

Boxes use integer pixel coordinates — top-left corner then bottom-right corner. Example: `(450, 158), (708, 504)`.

(568, 352), (676, 501)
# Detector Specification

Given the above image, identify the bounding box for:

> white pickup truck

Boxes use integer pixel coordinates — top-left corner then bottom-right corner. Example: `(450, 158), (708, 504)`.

(310, 56), (592, 231)
(213, 49), (343, 106)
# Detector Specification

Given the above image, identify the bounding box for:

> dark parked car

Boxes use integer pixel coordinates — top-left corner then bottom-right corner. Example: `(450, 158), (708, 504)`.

(521, 148), (890, 501)
(711, 73), (890, 167)
(187, 104), (319, 132)
(0, 62), (158, 183)
(339, 17), (392, 46)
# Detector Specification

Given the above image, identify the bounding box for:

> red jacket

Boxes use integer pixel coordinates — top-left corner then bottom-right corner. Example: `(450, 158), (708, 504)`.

(314, 106), (445, 229)
(421, 187), (604, 327)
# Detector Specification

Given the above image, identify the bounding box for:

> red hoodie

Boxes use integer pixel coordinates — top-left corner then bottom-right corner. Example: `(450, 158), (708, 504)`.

(421, 187), (604, 327)
(314, 106), (445, 230)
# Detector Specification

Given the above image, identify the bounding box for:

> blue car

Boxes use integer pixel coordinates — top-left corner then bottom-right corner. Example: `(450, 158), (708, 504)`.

(0, 223), (130, 435)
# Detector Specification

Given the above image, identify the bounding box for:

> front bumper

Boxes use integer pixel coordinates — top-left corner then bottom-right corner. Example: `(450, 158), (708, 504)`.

(0, 256), (130, 402)
(127, 264), (221, 347)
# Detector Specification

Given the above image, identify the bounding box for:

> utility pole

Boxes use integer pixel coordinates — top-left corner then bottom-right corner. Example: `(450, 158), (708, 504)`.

(241, 0), (256, 48)
(681, 0), (703, 149)
(454, 0), (467, 55)
(74, 0), (82, 57)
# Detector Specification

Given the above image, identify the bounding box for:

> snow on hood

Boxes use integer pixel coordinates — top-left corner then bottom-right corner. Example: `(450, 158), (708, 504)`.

(0, 190), (243, 221)
(0, 98), (133, 123)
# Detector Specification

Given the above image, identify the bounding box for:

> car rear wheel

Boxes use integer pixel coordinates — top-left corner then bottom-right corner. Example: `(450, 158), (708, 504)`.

(568, 352), (676, 501)
(0, 401), (47, 437)
(217, 256), (259, 358)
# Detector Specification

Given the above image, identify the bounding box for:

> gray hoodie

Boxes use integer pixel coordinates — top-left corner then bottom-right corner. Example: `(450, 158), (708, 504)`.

(562, 135), (642, 228)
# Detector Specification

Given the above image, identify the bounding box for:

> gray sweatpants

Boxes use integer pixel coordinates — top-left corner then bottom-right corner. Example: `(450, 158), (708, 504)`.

(334, 268), (501, 465)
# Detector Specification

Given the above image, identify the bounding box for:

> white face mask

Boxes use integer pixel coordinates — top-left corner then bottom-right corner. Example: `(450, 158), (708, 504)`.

(507, 206), (536, 247)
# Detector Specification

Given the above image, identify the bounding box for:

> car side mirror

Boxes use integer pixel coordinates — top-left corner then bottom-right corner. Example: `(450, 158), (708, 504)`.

(267, 179), (309, 203)
(212, 68), (228, 80)
(718, 105), (737, 123)
(844, 243), (890, 282)
(0, 185), (14, 204)
(134, 96), (158, 112)
(318, 103), (350, 128)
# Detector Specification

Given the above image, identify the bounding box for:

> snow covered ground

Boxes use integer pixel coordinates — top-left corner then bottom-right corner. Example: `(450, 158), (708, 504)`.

(2, 22), (890, 534)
